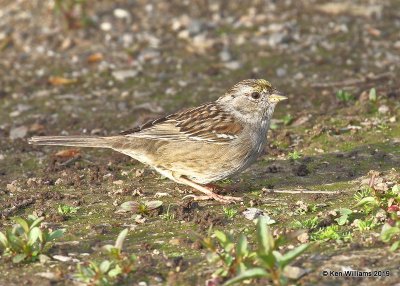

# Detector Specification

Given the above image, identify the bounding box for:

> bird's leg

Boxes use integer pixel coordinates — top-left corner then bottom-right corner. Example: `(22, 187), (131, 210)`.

(176, 176), (242, 203)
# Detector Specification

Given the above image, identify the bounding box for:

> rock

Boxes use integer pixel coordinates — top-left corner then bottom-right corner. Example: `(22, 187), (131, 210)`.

(224, 61), (242, 70)
(276, 67), (287, 77)
(112, 70), (138, 81)
(100, 22), (112, 31)
(297, 232), (309, 243)
(9, 125), (28, 139)
(219, 49), (231, 62)
(283, 265), (308, 280)
(378, 105), (389, 114)
(113, 8), (130, 19)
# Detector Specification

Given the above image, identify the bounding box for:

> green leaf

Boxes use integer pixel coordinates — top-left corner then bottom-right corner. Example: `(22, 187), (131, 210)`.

(100, 260), (111, 273)
(115, 228), (128, 250)
(12, 253), (27, 263)
(256, 217), (274, 255)
(381, 225), (400, 242)
(223, 268), (269, 286)
(335, 215), (349, 226)
(28, 227), (42, 245)
(390, 241), (400, 252)
(279, 243), (310, 269)
(236, 234), (248, 257)
(369, 88), (377, 101)
(48, 229), (65, 241)
(214, 230), (228, 244)
(30, 217), (44, 229)
(14, 218), (29, 233)
(0, 231), (9, 248)
(338, 208), (352, 215)
(108, 265), (122, 278)
(355, 197), (377, 207)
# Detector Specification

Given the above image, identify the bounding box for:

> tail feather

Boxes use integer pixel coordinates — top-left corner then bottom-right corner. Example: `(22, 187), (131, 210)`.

(29, 136), (113, 148)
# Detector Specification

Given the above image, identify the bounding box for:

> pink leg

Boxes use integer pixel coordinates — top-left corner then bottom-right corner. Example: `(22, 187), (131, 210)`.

(176, 176), (242, 204)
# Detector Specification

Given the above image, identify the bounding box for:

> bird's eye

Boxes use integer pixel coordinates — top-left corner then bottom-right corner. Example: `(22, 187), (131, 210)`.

(251, 92), (261, 99)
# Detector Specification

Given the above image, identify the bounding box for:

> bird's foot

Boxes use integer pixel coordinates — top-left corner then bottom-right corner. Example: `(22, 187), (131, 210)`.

(183, 193), (242, 204)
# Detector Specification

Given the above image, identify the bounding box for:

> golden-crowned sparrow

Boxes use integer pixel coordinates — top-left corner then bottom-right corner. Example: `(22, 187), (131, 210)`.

(29, 79), (286, 203)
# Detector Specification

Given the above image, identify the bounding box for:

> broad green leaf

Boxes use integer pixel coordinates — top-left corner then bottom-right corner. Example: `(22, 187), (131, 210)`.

(108, 265), (122, 277)
(338, 208), (352, 215)
(100, 260), (111, 273)
(28, 227), (42, 245)
(0, 231), (9, 248)
(279, 244), (310, 269)
(369, 88), (377, 101)
(145, 200), (163, 210)
(14, 218), (29, 233)
(48, 229), (65, 241)
(335, 215), (349, 226)
(256, 217), (274, 255)
(12, 253), (27, 263)
(236, 234), (248, 257)
(8, 233), (24, 251)
(30, 217), (44, 229)
(381, 225), (400, 242)
(355, 197), (377, 207)
(223, 268), (269, 286)
(115, 228), (128, 250)
(390, 241), (400, 252)
(214, 230), (227, 244)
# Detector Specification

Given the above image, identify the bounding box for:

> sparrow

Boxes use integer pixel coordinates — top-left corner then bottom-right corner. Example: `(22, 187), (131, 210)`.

(29, 79), (287, 203)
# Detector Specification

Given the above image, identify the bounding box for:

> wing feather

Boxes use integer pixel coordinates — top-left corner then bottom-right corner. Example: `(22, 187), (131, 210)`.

(121, 103), (243, 144)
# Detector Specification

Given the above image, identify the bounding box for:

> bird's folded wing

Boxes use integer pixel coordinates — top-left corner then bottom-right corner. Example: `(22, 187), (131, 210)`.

(121, 103), (243, 144)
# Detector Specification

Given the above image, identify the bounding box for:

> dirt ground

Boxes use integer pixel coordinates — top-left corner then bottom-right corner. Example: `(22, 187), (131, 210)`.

(1, 0), (400, 285)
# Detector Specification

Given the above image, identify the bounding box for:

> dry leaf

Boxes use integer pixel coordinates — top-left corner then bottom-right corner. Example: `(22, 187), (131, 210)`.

(54, 149), (80, 158)
(48, 76), (77, 86)
(87, 52), (103, 63)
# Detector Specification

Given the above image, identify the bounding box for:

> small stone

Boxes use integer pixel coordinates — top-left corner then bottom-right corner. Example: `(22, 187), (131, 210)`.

(113, 8), (130, 19)
(113, 180), (124, 185)
(100, 22), (112, 31)
(378, 105), (389, 114)
(219, 50), (231, 62)
(224, 61), (241, 70)
(112, 70), (138, 81)
(297, 232), (309, 243)
(6, 180), (21, 192)
(389, 116), (396, 123)
(276, 67), (287, 77)
(283, 265), (308, 280)
(9, 126), (28, 139)
(0, 154), (4, 160)
(54, 178), (64, 186)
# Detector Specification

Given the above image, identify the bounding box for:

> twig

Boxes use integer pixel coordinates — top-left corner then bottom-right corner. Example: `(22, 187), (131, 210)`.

(263, 188), (341, 194)
(1, 198), (35, 219)
(311, 72), (392, 88)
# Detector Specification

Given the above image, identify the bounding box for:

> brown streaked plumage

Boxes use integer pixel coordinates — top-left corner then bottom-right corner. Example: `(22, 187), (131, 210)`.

(29, 79), (287, 203)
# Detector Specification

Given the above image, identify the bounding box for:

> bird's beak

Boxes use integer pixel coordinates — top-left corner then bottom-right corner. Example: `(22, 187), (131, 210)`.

(269, 91), (288, 103)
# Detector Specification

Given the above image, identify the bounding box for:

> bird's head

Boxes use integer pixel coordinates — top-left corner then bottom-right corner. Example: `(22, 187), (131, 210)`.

(217, 79), (287, 122)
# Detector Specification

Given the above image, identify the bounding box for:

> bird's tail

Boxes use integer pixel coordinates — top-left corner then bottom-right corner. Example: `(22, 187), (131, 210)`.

(29, 136), (113, 148)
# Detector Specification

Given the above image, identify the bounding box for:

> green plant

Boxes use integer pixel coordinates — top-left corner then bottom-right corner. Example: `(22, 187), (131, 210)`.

(54, 0), (91, 29)
(311, 225), (351, 242)
(334, 208), (353, 226)
(369, 88), (377, 101)
(160, 204), (175, 221)
(282, 114), (293, 126)
(287, 151), (302, 161)
(355, 218), (377, 232)
(336, 90), (354, 102)
(74, 229), (136, 285)
(355, 184), (400, 215)
(0, 215), (65, 263)
(204, 217), (310, 285)
(223, 207), (238, 219)
(291, 217), (319, 230)
(58, 204), (79, 215)
(381, 221), (400, 251)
